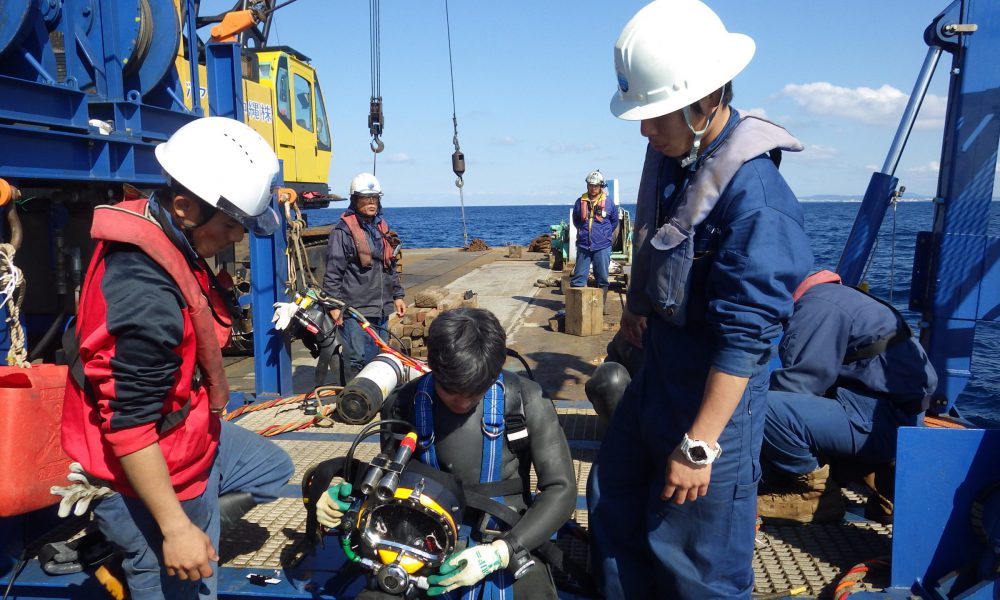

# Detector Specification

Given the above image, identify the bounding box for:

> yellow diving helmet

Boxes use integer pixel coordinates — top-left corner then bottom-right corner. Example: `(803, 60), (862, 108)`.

(350, 459), (465, 595)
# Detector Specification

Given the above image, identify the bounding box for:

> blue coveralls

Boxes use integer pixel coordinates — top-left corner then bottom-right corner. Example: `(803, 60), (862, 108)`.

(587, 111), (813, 599)
(764, 283), (937, 475)
(571, 192), (618, 289)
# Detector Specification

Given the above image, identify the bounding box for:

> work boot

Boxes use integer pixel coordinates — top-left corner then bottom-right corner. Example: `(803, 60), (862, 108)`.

(863, 463), (895, 524)
(602, 288), (609, 315)
(757, 464), (845, 524)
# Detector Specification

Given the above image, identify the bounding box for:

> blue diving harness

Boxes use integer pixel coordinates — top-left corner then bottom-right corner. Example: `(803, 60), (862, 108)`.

(414, 372), (514, 600)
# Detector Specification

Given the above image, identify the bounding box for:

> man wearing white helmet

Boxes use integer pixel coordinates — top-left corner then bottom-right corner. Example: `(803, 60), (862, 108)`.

(322, 173), (406, 381)
(571, 170), (619, 314)
(60, 117), (294, 598)
(586, 2), (813, 598)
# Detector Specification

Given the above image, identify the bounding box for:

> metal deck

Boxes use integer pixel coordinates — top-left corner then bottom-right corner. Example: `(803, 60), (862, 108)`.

(215, 250), (898, 598)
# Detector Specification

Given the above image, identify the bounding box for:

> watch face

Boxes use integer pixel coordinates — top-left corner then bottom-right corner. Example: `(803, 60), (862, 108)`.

(689, 446), (708, 462)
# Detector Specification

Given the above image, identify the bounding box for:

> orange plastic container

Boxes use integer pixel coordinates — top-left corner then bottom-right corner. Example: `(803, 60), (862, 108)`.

(0, 364), (72, 517)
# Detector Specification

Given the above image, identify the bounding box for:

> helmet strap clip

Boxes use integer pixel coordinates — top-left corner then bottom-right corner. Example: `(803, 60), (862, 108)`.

(680, 104), (719, 168)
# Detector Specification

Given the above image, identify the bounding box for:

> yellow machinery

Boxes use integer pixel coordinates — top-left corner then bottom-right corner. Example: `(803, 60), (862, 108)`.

(173, 5), (334, 207)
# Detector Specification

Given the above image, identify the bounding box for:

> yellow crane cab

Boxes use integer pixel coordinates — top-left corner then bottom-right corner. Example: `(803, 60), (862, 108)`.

(254, 47), (332, 205)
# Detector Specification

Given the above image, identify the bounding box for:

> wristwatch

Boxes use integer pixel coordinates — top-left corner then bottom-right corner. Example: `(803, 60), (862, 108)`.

(679, 433), (722, 466)
(502, 537), (535, 580)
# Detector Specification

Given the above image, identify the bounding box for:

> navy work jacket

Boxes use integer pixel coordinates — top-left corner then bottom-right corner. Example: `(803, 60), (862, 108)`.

(771, 283), (938, 411)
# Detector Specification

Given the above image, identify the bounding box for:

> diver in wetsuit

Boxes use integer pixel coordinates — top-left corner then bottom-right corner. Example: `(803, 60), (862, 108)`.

(316, 307), (576, 599)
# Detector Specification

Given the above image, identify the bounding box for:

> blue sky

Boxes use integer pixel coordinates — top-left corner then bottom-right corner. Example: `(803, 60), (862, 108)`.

(229, 0), (992, 207)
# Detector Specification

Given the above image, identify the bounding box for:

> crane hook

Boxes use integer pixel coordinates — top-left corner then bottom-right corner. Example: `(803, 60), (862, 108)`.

(371, 136), (384, 153)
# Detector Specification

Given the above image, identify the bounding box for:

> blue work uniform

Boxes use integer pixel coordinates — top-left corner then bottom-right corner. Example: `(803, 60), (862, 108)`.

(587, 111), (813, 599)
(571, 192), (618, 289)
(763, 283), (937, 475)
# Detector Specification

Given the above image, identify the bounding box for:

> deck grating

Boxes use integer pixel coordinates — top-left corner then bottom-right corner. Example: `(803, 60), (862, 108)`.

(225, 405), (892, 597)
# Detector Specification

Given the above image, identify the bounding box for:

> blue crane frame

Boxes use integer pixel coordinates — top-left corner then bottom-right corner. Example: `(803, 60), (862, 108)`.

(0, 0), (293, 396)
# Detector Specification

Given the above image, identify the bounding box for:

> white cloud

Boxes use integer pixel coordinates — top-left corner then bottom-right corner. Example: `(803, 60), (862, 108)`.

(544, 143), (598, 154)
(493, 136), (517, 146)
(383, 153), (414, 164)
(908, 161), (940, 174)
(743, 107), (768, 119)
(797, 143), (838, 161)
(780, 82), (946, 129)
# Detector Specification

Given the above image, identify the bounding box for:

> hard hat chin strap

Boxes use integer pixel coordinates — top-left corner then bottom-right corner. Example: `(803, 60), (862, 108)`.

(680, 104), (719, 168)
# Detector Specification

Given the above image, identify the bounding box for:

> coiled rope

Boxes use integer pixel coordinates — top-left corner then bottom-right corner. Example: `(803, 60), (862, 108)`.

(0, 243), (29, 367)
(281, 191), (319, 293)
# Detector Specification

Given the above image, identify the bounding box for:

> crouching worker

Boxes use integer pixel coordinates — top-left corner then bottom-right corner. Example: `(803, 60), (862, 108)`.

(758, 271), (938, 523)
(60, 117), (294, 599)
(312, 308), (576, 599)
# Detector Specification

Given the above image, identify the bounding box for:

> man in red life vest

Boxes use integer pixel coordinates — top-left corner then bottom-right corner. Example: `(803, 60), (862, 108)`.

(321, 173), (406, 383)
(61, 117), (294, 599)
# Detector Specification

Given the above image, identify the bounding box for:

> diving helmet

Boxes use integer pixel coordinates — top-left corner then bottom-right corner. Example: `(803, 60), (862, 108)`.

(348, 459), (465, 595)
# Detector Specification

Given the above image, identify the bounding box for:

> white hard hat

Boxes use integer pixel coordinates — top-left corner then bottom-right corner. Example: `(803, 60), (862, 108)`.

(349, 173), (382, 197)
(155, 117), (280, 235)
(585, 170), (605, 186)
(610, 0), (755, 121)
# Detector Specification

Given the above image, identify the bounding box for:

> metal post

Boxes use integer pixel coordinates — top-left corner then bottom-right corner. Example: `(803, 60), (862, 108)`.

(206, 38), (291, 396)
(882, 46), (943, 176)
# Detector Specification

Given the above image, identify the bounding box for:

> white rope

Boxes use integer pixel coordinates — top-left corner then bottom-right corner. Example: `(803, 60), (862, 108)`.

(0, 243), (29, 367)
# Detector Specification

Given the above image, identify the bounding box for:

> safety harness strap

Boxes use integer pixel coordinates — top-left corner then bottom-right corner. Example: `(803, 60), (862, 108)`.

(414, 373), (513, 600)
(842, 288), (913, 364)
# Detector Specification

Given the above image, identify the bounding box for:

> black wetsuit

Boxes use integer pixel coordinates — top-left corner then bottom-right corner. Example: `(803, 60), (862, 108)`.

(372, 370), (576, 599)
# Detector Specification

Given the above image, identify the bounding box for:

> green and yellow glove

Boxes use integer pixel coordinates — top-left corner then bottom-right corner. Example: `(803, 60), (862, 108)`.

(316, 480), (352, 529)
(426, 540), (510, 596)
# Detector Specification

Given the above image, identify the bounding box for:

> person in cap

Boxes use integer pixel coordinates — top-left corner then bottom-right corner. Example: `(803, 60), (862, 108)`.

(570, 170), (619, 313)
(586, 1), (813, 598)
(321, 172), (406, 383)
(757, 271), (937, 524)
(60, 117), (294, 599)
(316, 308), (576, 599)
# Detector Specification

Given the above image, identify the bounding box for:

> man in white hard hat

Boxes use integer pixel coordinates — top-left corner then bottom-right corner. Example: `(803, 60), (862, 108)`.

(60, 117), (294, 599)
(322, 173), (406, 382)
(570, 170), (619, 314)
(586, 2), (814, 598)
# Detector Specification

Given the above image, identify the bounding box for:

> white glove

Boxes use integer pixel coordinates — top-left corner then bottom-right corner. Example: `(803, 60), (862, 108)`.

(316, 479), (352, 529)
(426, 540), (510, 597)
(271, 302), (300, 331)
(49, 462), (114, 518)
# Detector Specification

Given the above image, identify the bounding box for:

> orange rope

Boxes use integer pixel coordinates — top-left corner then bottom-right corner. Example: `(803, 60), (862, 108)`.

(222, 388), (339, 436)
(834, 557), (889, 600)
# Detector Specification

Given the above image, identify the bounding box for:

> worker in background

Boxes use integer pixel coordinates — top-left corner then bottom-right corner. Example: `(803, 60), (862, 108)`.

(59, 117), (294, 599)
(316, 308), (576, 599)
(587, 2), (813, 598)
(571, 170), (618, 314)
(758, 270), (937, 524)
(322, 172), (406, 383)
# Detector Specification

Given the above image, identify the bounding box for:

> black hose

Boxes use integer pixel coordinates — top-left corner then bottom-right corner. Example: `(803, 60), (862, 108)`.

(506, 348), (534, 381)
(28, 312), (67, 363)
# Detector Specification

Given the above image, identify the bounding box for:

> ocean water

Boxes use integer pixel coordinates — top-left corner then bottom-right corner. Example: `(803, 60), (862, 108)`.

(306, 201), (1000, 427)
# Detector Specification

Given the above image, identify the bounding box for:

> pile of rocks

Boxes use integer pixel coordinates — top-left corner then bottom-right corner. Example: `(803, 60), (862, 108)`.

(464, 238), (490, 252)
(389, 286), (479, 358)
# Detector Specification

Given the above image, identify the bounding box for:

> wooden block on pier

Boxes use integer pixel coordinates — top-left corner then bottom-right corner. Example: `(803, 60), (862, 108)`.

(564, 287), (603, 337)
(507, 245), (523, 258)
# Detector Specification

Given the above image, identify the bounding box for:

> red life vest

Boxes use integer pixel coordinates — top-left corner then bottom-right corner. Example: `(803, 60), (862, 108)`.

(62, 198), (231, 500)
(341, 212), (393, 268)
